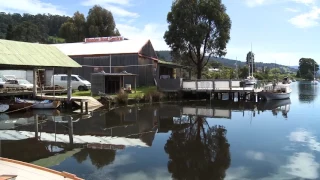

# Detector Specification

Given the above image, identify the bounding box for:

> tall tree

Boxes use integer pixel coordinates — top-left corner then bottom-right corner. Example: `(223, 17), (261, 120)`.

(164, 0), (231, 79)
(12, 21), (41, 42)
(86, 5), (119, 37)
(298, 58), (319, 80)
(246, 51), (255, 74)
(59, 11), (86, 42)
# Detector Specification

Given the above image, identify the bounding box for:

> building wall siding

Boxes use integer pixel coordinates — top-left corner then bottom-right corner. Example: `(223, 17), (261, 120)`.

(55, 53), (155, 87)
(140, 41), (158, 59)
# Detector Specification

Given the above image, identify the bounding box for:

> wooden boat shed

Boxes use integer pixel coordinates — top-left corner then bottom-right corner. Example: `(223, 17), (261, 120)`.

(0, 39), (81, 102)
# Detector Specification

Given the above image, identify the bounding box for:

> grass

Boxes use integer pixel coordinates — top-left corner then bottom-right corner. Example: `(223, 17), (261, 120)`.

(72, 86), (157, 99)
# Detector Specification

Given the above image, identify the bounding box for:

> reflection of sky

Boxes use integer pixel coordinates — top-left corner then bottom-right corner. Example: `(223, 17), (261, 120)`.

(49, 81), (320, 180)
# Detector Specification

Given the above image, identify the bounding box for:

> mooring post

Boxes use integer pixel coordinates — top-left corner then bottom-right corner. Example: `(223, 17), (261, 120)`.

(85, 101), (88, 113)
(34, 114), (39, 140)
(80, 101), (83, 113)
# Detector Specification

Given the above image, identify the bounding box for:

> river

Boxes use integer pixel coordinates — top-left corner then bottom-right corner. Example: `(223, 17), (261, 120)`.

(0, 81), (319, 180)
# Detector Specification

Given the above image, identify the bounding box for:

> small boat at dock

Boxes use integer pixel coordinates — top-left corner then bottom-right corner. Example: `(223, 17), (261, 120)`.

(15, 98), (61, 109)
(258, 79), (292, 101)
(0, 157), (83, 180)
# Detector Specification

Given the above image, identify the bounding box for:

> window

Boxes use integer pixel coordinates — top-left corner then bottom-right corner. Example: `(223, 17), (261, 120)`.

(72, 76), (79, 81)
(61, 76), (67, 81)
(78, 76), (86, 81)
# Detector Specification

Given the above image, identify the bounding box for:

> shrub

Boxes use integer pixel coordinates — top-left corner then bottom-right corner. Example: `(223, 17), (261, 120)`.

(144, 90), (164, 102)
(116, 89), (128, 105)
(134, 93), (143, 103)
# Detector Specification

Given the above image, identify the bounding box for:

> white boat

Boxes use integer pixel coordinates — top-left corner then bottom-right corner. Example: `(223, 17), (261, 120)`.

(258, 83), (291, 101)
(244, 76), (257, 85)
(311, 62), (318, 85)
(311, 78), (318, 85)
(0, 104), (9, 113)
(0, 157), (83, 180)
(15, 98), (61, 109)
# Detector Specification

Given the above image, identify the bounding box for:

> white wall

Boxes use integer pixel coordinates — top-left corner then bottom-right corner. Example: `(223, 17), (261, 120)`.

(0, 70), (53, 86)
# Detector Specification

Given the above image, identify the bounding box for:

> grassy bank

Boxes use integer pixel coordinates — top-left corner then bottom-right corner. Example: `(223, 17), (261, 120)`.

(72, 86), (157, 99)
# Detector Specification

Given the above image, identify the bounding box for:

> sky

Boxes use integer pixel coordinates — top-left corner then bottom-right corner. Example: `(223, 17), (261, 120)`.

(0, 0), (320, 66)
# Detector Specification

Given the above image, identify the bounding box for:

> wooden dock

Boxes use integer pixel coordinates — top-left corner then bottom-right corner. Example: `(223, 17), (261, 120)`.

(36, 95), (103, 112)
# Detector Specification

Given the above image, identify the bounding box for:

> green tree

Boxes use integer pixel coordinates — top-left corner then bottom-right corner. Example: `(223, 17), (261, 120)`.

(5, 24), (13, 40)
(298, 58), (319, 80)
(12, 21), (41, 42)
(239, 66), (249, 79)
(246, 51), (255, 74)
(59, 11), (86, 43)
(164, 0), (231, 79)
(86, 5), (119, 37)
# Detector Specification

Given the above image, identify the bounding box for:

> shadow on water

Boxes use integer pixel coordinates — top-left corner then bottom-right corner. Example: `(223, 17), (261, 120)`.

(298, 81), (318, 103)
(0, 99), (292, 179)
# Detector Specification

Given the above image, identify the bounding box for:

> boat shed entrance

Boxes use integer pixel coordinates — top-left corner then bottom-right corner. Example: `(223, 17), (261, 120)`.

(91, 73), (137, 95)
(0, 39), (81, 102)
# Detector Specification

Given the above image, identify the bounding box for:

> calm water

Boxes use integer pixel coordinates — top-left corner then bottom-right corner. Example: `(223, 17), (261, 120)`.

(1, 81), (320, 180)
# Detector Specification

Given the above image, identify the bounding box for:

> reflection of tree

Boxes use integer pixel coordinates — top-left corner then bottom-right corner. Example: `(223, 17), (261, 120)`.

(73, 148), (116, 169)
(298, 82), (317, 103)
(164, 116), (230, 179)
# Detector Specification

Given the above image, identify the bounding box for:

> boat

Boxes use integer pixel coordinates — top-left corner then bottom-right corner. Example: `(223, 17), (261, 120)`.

(258, 81), (291, 101)
(0, 157), (83, 180)
(15, 98), (61, 109)
(0, 104), (9, 113)
(244, 76), (257, 86)
(8, 102), (33, 112)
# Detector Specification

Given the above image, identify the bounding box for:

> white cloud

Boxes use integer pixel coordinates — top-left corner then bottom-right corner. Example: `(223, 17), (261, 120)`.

(285, 7), (300, 12)
(244, 0), (267, 7)
(288, 6), (320, 28)
(293, 0), (316, 5)
(81, 0), (132, 6)
(81, 0), (138, 18)
(245, 150), (265, 161)
(117, 23), (170, 51)
(0, 0), (68, 15)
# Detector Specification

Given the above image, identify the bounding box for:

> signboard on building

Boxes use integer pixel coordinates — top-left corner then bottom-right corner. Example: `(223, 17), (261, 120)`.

(84, 36), (124, 43)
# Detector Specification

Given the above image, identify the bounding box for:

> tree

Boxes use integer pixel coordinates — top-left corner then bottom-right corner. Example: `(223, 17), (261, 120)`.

(59, 11), (86, 43)
(239, 66), (249, 79)
(298, 58), (319, 80)
(87, 5), (119, 37)
(12, 21), (41, 42)
(246, 51), (255, 74)
(5, 24), (13, 40)
(164, 0), (231, 79)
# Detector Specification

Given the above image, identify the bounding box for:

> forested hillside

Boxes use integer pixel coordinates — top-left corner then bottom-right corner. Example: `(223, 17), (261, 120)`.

(0, 5), (120, 44)
(156, 50), (297, 72)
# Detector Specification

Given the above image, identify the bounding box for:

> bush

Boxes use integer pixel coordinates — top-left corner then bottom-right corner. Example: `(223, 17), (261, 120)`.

(134, 93), (143, 103)
(116, 89), (128, 105)
(144, 90), (164, 102)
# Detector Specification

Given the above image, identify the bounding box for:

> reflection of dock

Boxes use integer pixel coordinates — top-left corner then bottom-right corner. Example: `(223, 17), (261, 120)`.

(182, 107), (231, 119)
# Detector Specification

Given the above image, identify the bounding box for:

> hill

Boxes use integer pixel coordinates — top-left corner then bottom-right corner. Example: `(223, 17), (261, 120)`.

(156, 50), (298, 72)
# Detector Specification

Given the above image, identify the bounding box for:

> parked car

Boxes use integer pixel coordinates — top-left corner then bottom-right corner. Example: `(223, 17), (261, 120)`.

(3, 79), (34, 89)
(51, 74), (91, 91)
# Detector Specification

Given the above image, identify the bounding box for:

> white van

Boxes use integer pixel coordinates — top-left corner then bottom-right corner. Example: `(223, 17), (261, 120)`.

(51, 74), (91, 91)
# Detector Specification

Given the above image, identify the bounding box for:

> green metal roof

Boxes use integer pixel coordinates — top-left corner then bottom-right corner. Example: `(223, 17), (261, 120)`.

(0, 40), (81, 68)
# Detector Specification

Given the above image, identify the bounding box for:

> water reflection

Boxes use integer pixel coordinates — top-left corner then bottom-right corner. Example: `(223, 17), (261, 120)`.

(298, 81), (318, 103)
(165, 116), (230, 179)
(0, 99), (293, 178)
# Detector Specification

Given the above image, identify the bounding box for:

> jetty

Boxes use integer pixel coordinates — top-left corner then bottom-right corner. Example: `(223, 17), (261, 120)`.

(36, 95), (103, 113)
(158, 79), (264, 101)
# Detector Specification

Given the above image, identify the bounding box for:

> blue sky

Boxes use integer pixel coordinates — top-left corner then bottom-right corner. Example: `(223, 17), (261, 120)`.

(0, 0), (320, 66)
